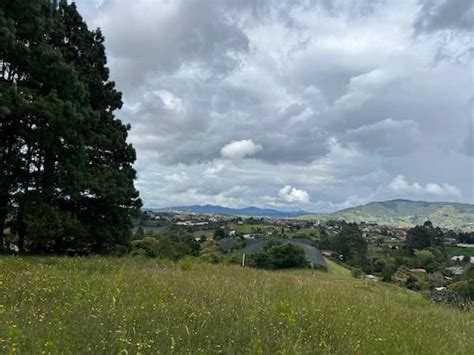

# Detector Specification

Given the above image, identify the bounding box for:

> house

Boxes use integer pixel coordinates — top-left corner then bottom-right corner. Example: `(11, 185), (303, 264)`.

(229, 230), (236, 237)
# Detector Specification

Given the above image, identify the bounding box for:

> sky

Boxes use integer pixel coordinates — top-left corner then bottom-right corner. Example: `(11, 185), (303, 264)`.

(74, 0), (473, 211)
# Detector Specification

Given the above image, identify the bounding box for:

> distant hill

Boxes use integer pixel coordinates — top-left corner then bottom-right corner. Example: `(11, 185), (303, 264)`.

(310, 199), (474, 230)
(156, 200), (474, 230)
(156, 205), (311, 218)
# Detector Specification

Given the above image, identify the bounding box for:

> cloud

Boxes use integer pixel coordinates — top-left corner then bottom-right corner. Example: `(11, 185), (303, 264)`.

(464, 133), (474, 157)
(163, 172), (189, 183)
(389, 175), (461, 197)
(220, 139), (262, 159)
(278, 185), (310, 203)
(345, 118), (420, 156)
(74, 0), (473, 209)
(415, 0), (474, 33)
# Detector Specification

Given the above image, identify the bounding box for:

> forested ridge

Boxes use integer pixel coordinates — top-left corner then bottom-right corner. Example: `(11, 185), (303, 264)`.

(0, 0), (141, 254)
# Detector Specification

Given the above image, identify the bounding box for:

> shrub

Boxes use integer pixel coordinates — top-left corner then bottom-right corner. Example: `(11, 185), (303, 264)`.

(131, 237), (161, 258)
(251, 242), (307, 270)
(351, 268), (362, 278)
(200, 240), (223, 263)
(213, 229), (226, 240)
(178, 256), (195, 271)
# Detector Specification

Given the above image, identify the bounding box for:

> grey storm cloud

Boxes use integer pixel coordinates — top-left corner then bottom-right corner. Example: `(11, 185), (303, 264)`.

(415, 0), (474, 32)
(75, 0), (473, 210)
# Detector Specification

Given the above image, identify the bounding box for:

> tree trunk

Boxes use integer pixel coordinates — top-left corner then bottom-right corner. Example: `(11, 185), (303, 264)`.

(0, 193), (8, 253)
(17, 204), (26, 254)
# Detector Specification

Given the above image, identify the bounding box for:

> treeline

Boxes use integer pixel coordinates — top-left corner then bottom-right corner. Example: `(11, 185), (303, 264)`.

(0, 1), (140, 254)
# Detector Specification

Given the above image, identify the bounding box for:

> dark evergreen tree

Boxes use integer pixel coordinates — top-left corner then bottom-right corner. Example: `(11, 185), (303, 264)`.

(406, 221), (444, 255)
(331, 223), (368, 268)
(0, 0), (141, 254)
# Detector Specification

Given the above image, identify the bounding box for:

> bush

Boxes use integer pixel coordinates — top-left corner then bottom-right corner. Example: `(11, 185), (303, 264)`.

(131, 237), (161, 258)
(251, 242), (307, 270)
(213, 229), (226, 240)
(351, 268), (362, 278)
(178, 256), (195, 271)
(200, 240), (223, 263)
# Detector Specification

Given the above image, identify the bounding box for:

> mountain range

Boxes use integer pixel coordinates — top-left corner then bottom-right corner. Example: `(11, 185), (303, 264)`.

(157, 204), (311, 218)
(156, 199), (474, 230)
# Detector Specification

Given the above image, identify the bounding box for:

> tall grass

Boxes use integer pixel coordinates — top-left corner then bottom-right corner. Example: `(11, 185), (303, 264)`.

(0, 257), (472, 354)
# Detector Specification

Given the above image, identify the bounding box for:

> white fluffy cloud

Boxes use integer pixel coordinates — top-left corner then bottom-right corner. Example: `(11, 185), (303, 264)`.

(389, 175), (461, 197)
(278, 185), (310, 204)
(220, 139), (262, 159)
(163, 172), (188, 183)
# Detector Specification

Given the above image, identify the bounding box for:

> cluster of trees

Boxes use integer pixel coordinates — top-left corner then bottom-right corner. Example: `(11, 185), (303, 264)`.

(405, 221), (444, 253)
(0, 1), (140, 254)
(369, 222), (450, 283)
(319, 223), (369, 270)
(131, 235), (199, 260)
(457, 232), (474, 244)
(131, 232), (227, 264)
(248, 241), (307, 270)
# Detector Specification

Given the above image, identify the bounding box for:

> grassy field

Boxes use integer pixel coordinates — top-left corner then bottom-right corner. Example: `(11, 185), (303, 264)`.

(0, 257), (472, 354)
(446, 246), (474, 257)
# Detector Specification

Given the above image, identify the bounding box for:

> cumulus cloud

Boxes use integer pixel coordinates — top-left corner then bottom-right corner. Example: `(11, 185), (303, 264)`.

(220, 139), (262, 159)
(163, 172), (189, 183)
(389, 175), (461, 197)
(278, 185), (310, 204)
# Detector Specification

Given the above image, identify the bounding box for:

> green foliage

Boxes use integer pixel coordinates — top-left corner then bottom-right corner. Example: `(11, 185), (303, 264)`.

(131, 236), (192, 261)
(213, 229), (226, 240)
(374, 257), (397, 282)
(199, 240), (223, 263)
(249, 242), (308, 270)
(351, 267), (362, 278)
(134, 226), (145, 240)
(178, 256), (196, 271)
(0, 0), (140, 254)
(131, 237), (161, 258)
(331, 223), (368, 269)
(415, 249), (435, 267)
(449, 264), (474, 300)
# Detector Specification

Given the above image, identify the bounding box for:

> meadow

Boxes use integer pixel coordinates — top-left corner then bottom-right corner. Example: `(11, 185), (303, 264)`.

(0, 257), (472, 354)
(446, 246), (474, 257)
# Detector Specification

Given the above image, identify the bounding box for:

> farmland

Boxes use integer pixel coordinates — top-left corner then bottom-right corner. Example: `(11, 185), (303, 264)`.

(0, 257), (472, 354)
(446, 246), (474, 258)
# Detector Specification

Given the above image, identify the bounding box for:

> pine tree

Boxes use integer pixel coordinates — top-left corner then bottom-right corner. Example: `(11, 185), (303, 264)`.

(0, 0), (141, 254)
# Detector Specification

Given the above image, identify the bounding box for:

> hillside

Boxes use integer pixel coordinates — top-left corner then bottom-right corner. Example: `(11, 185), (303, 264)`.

(310, 200), (474, 230)
(0, 257), (472, 354)
(157, 204), (311, 217)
